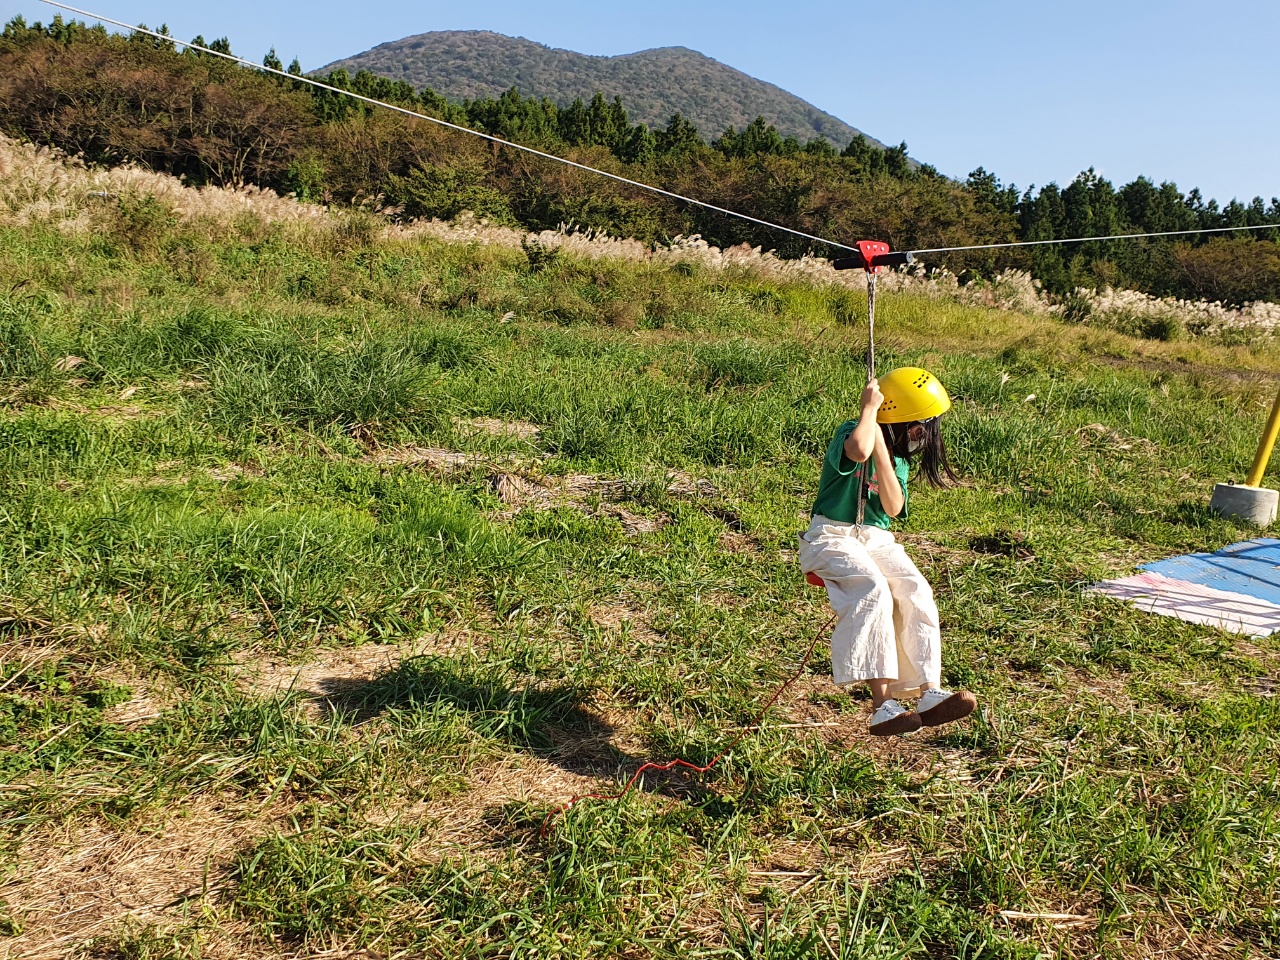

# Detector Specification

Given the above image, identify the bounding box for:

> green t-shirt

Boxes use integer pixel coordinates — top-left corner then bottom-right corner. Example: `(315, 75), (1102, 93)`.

(811, 419), (910, 529)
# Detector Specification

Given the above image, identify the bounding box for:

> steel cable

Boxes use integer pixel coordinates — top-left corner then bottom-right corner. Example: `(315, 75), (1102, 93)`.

(38, 1), (1280, 262)
(38, 1), (862, 253)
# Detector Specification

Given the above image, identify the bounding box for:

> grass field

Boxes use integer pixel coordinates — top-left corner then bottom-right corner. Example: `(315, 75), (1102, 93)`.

(2, 156), (1280, 959)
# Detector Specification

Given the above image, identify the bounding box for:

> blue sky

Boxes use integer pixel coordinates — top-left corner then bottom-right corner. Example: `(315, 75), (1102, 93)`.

(6, 0), (1277, 204)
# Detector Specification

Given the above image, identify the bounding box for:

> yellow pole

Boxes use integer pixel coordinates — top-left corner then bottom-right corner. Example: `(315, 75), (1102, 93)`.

(1245, 386), (1280, 487)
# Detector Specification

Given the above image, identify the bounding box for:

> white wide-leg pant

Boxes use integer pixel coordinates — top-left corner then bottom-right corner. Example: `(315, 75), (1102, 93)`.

(798, 515), (942, 698)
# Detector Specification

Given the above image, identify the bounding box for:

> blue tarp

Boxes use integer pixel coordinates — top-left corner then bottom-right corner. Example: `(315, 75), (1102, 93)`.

(1143, 538), (1280, 606)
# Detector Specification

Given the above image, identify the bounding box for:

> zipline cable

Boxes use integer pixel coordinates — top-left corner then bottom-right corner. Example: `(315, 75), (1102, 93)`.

(39, 2), (1280, 262)
(46, 0), (836, 838)
(37, 0), (863, 254)
(909, 223), (1280, 256)
(39, 2), (1280, 263)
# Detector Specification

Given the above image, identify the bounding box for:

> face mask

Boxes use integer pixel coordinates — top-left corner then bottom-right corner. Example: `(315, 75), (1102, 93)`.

(891, 423), (928, 455)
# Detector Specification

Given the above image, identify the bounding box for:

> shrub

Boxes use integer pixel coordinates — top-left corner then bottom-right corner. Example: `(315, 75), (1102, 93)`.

(389, 162), (515, 225)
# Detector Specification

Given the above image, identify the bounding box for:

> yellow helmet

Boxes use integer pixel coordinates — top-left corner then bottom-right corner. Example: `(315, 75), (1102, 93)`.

(877, 367), (952, 424)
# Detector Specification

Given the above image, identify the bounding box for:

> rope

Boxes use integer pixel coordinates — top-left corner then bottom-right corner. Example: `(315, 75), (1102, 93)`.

(865, 273), (877, 380)
(540, 613), (835, 836)
(855, 271), (877, 526)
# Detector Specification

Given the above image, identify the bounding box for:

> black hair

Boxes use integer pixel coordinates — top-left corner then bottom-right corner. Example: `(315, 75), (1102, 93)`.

(881, 418), (957, 488)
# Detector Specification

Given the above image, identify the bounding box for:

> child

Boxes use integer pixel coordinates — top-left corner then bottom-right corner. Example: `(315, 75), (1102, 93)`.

(799, 367), (977, 736)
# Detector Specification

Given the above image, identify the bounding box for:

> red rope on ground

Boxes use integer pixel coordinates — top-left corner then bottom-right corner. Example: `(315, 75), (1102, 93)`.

(541, 613), (837, 836)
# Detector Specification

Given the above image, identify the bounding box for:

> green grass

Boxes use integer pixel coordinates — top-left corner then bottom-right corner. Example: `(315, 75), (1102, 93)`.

(1, 205), (1279, 958)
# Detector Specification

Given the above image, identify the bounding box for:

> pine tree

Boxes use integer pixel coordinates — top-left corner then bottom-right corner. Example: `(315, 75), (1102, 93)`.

(587, 93), (627, 150)
(655, 113), (701, 157)
(618, 125), (656, 164)
(558, 98), (590, 146)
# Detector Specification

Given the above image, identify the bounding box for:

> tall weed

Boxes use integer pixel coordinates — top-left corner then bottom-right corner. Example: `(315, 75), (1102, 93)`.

(203, 331), (441, 436)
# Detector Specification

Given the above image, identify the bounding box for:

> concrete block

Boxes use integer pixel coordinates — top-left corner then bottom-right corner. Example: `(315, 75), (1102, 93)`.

(1210, 483), (1278, 527)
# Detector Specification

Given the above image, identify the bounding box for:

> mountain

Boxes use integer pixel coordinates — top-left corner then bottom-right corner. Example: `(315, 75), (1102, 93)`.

(319, 31), (882, 149)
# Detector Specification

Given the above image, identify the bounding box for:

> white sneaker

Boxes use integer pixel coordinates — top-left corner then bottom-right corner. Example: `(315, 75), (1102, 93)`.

(916, 688), (977, 727)
(869, 698), (922, 736)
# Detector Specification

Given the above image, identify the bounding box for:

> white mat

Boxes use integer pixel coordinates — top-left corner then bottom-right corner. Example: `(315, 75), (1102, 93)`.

(1090, 571), (1280, 638)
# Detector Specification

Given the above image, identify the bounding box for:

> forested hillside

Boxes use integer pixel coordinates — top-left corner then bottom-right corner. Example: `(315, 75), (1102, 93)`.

(2, 15), (1278, 305)
(319, 30), (869, 149)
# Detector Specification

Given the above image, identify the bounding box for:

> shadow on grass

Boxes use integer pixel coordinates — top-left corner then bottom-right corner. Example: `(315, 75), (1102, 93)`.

(318, 655), (718, 806)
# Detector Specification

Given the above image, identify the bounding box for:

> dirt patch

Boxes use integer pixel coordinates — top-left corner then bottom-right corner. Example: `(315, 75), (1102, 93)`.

(1075, 422), (1157, 455)
(367, 444), (491, 472)
(968, 530), (1036, 560)
(994, 896), (1247, 960)
(588, 600), (659, 638)
(0, 637), (66, 685)
(666, 470), (718, 500)
(603, 503), (666, 536)
(1231, 636), (1280, 671)
(455, 416), (541, 441)
(779, 674), (976, 782)
(232, 635), (470, 718)
(0, 602), (85, 647)
(1095, 352), (1280, 391)
(556, 474), (629, 500)
(1065, 667), (1136, 710)
(129, 461), (262, 489)
(488, 470), (668, 535)
(718, 530), (757, 554)
(0, 798), (272, 960)
(206, 464), (253, 483)
(489, 471), (544, 507)
(420, 757), (609, 847)
(894, 532), (981, 571)
(1245, 676), (1277, 698)
(96, 664), (177, 728)
(0, 616), (172, 726)
(45, 397), (156, 421)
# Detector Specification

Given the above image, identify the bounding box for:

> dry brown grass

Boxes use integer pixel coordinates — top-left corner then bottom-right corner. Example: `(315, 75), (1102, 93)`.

(6, 134), (1275, 342)
(231, 633), (484, 720)
(0, 138), (325, 236)
(587, 599), (662, 648)
(454, 416), (541, 441)
(0, 798), (274, 960)
(364, 443), (496, 473)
